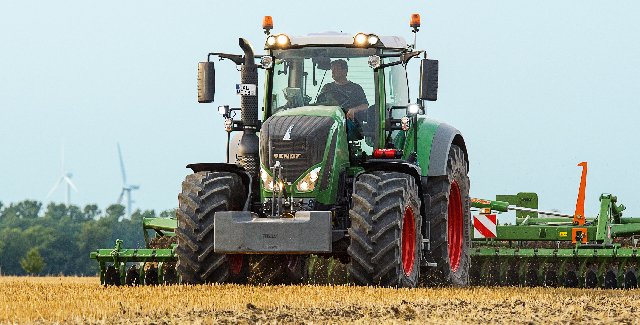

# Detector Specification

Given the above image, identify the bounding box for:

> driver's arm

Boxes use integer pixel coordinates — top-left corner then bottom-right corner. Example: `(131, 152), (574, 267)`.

(345, 104), (368, 119)
(345, 83), (369, 119)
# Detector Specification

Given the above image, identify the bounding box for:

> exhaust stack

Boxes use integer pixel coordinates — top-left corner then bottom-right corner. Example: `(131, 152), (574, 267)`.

(236, 38), (260, 199)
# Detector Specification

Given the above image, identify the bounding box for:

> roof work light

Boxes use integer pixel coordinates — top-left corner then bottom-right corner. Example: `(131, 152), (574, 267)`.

(266, 33), (291, 49)
(354, 33), (380, 47)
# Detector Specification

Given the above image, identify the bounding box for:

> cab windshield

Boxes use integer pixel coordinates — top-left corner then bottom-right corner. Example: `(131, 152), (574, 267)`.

(269, 47), (376, 115)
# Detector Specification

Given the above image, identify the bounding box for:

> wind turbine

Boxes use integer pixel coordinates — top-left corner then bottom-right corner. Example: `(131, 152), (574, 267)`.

(116, 143), (140, 218)
(46, 146), (78, 205)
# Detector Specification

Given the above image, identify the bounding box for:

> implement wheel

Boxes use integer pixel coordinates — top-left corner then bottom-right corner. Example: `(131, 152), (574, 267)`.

(422, 145), (471, 286)
(347, 171), (422, 287)
(176, 171), (248, 284)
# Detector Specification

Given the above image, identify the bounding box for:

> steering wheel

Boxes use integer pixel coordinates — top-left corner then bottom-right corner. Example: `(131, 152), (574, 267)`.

(316, 87), (349, 108)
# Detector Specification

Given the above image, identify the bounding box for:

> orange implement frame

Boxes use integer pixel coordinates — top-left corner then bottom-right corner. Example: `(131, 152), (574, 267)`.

(571, 227), (588, 244)
(573, 162), (588, 225)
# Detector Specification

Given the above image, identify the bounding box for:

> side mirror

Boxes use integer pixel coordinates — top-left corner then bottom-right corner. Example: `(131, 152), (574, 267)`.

(419, 59), (438, 101)
(198, 62), (215, 103)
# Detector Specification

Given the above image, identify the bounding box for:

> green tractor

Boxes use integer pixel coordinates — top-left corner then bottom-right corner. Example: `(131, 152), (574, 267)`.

(177, 14), (471, 287)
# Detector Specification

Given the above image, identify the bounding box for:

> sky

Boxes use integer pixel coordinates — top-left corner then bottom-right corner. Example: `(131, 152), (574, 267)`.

(1, 1), (639, 219)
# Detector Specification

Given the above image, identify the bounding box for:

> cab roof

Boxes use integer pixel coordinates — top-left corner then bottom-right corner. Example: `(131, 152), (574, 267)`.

(288, 32), (408, 50)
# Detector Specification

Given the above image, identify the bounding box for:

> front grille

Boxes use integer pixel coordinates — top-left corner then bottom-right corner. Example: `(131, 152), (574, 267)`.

(260, 115), (334, 182)
(269, 139), (309, 181)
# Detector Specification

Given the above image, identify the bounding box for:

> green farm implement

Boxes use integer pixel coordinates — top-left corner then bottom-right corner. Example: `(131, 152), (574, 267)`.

(89, 217), (177, 285)
(470, 162), (640, 288)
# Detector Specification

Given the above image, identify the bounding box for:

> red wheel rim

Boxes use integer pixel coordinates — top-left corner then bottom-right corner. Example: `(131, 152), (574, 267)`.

(228, 254), (243, 275)
(448, 181), (463, 272)
(402, 206), (416, 276)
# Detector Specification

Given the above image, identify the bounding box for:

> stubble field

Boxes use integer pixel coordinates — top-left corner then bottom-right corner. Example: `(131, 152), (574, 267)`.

(2, 276), (640, 324)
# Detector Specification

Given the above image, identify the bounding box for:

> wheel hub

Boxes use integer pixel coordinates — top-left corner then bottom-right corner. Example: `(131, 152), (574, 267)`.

(448, 181), (463, 273)
(228, 255), (244, 275)
(402, 206), (416, 276)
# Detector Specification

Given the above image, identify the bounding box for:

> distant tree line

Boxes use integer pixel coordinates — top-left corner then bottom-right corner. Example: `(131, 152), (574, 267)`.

(0, 200), (175, 276)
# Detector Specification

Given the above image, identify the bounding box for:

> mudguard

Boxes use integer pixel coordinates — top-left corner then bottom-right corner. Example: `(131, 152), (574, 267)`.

(427, 122), (468, 177)
(186, 163), (253, 211)
(405, 118), (468, 177)
(361, 159), (422, 196)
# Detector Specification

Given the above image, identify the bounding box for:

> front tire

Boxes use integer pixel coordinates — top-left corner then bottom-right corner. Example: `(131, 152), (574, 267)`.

(422, 145), (471, 286)
(347, 171), (422, 287)
(175, 171), (248, 284)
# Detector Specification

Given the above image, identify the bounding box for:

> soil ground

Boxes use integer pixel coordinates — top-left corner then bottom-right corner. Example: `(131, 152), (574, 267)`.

(2, 276), (640, 324)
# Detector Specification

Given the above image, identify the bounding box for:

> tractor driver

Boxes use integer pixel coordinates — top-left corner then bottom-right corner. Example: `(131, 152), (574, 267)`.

(317, 59), (368, 140)
(317, 59), (369, 120)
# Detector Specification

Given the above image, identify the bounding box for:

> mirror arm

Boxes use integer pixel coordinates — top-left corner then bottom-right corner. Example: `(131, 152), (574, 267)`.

(375, 60), (403, 71)
(401, 51), (423, 64)
(208, 53), (265, 65)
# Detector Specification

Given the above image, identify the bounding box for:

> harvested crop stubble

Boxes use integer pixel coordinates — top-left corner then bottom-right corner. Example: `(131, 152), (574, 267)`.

(2, 276), (640, 324)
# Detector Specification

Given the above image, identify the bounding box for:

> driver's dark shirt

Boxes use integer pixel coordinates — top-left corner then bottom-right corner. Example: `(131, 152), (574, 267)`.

(319, 81), (368, 112)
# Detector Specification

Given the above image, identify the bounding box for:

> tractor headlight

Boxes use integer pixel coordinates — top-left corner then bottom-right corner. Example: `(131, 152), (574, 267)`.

(296, 166), (321, 192)
(260, 167), (275, 192)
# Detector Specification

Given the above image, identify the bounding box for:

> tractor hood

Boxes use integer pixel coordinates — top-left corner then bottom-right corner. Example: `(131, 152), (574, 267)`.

(259, 105), (349, 204)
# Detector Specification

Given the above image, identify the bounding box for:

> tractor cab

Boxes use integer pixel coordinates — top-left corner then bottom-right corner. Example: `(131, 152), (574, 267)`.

(264, 32), (413, 154)
(255, 31), (427, 213)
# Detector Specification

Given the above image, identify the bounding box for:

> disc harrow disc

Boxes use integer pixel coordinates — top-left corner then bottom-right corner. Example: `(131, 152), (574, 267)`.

(145, 265), (159, 286)
(563, 270), (579, 288)
(163, 265), (178, 285)
(544, 269), (558, 288)
(624, 269), (637, 289)
(505, 266), (520, 287)
(604, 269), (618, 289)
(525, 267), (538, 287)
(585, 269), (598, 288)
(125, 265), (140, 286)
(104, 265), (121, 286)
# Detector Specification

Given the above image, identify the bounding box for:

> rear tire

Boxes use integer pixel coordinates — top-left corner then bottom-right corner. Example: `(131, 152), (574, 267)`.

(347, 171), (422, 287)
(176, 171), (248, 284)
(422, 145), (471, 286)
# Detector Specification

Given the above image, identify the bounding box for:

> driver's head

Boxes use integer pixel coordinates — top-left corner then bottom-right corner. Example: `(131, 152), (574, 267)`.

(331, 59), (348, 82)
